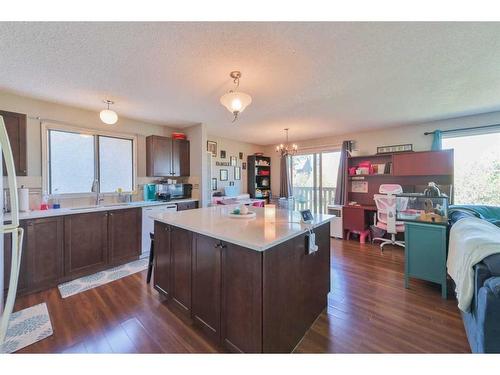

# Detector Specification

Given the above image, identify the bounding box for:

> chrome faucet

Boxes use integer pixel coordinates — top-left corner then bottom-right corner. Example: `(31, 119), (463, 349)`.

(91, 179), (104, 206)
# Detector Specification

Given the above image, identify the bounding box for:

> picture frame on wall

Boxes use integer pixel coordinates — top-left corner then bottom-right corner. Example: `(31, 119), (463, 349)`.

(377, 144), (413, 154)
(242, 162), (247, 170)
(220, 169), (228, 181)
(239, 152), (243, 160)
(211, 178), (217, 191)
(234, 167), (241, 180)
(230, 156), (237, 166)
(220, 150), (226, 159)
(207, 141), (217, 157)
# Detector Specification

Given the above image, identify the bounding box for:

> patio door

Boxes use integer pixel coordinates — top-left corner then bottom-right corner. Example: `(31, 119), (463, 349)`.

(291, 151), (341, 213)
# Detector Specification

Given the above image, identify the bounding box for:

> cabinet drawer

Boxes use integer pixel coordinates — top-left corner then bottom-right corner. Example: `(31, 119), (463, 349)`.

(176, 201), (198, 211)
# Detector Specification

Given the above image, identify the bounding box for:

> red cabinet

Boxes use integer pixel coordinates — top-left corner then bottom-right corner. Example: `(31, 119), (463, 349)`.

(392, 150), (453, 176)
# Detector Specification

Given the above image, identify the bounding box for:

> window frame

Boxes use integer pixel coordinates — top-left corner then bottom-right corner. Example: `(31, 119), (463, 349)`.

(41, 122), (138, 197)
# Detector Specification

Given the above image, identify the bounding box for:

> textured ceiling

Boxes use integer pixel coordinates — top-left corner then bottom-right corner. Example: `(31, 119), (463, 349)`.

(1, 22), (500, 145)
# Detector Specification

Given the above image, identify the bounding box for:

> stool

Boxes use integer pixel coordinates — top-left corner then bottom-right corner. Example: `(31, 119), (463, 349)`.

(346, 229), (371, 244)
(146, 232), (154, 284)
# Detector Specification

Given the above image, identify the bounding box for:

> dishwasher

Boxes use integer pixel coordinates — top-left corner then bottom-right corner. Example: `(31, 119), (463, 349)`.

(141, 204), (177, 256)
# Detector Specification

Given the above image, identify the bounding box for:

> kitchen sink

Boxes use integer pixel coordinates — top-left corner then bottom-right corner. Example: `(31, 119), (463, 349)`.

(69, 203), (131, 210)
(70, 205), (100, 210)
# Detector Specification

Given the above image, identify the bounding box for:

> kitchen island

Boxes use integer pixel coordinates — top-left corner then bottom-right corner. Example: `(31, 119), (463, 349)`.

(150, 205), (332, 353)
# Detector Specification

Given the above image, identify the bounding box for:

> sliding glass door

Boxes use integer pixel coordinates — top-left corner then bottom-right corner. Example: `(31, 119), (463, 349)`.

(291, 151), (341, 213)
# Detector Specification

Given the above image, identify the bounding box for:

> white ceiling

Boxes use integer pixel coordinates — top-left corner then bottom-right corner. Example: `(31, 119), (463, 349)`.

(1, 22), (500, 145)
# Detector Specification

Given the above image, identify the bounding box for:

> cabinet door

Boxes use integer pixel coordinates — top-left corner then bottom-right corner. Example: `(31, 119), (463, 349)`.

(154, 221), (172, 296)
(221, 243), (263, 353)
(3, 222), (29, 297)
(146, 135), (172, 177)
(192, 234), (222, 343)
(27, 217), (64, 291)
(176, 201), (198, 211)
(1, 110), (27, 176)
(108, 208), (141, 266)
(171, 226), (192, 313)
(64, 211), (109, 278)
(172, 139), (190, 177)
(392, 150), (454, 176)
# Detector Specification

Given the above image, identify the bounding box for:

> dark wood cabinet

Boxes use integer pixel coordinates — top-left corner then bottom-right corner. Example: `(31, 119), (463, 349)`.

(176, 201), (198, 211)
(64, 211), (109, 279)
(153, 222), (193, 314)
(27, 217), (64, 291)
(192, 234), (222, 343)
(171, 227), (192, 313)
(108, 208), (141, 266)
(172, 139), (190, 177)
(222, 242), (263, 353)
(146, 135), (190, 177)
(3, 217), (64, 297)
(1, 110), (27, 176)
(146, 135), (172, 177)
(154, 221), (172, 296)
(3, 222), (29, 297)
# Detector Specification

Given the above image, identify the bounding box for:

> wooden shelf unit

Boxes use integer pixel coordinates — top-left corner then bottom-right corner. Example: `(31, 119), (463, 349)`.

(345, 150), (454, 207)
(247, 155), (271, 202)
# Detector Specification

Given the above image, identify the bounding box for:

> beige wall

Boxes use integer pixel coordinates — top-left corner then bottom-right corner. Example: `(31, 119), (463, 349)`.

(207, 135), (264, 196)
(0, 90), (181, 189)
(265, 110), (500, 196)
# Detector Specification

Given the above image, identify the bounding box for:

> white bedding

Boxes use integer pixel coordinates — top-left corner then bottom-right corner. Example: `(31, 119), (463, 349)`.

(447, 217), (500, 312)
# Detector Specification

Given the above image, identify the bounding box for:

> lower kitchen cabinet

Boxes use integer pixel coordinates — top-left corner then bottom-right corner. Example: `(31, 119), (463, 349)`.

(3, 217), (64, 296)
(27, 216), (64, 291)
(64, 211), (109, 279)
(108, 208), (141, 266)
(153, 221), (193, 314)
(3, 221), (29, 296)
(192, 234), (222, 343)
(176, 201), (198, 211)
(154, 221), (172, 296)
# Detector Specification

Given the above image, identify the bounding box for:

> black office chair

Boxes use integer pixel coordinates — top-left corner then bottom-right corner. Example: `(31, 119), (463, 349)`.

(146, 232), (154, 284)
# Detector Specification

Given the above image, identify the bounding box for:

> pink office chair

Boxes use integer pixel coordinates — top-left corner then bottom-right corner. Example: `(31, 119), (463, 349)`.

(372, 184), (407, 251)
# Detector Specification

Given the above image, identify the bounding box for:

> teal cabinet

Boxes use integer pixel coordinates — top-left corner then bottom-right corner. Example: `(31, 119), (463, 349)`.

(404, 222), (448, 298)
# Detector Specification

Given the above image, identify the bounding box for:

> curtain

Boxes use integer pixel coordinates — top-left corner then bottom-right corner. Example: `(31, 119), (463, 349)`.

(279, 154), (292, 198)
(431, 130), (442, 151)
(334, 141), (351, 205)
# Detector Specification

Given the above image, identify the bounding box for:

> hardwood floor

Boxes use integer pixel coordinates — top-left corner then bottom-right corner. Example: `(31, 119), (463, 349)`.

(13, 239), (470, 353)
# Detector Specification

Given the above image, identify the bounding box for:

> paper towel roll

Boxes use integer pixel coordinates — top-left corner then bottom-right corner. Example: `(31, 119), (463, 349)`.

(18, 187), (29, 212)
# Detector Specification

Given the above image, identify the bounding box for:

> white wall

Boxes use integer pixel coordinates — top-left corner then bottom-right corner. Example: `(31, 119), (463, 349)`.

(265, 110), (500, 196)
(0, 90), (196, 208)
(206, 135), (264, 196)
(184, 123), (206, 204)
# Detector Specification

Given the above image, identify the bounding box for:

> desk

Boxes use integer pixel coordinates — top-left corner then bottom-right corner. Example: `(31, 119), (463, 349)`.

(342, 205), (377, 243)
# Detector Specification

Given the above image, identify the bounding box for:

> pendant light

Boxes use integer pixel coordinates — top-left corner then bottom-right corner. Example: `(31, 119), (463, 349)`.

(275, 128), (298, 157)
(220, 71), (252, 122)
(99, 99), (118, 125)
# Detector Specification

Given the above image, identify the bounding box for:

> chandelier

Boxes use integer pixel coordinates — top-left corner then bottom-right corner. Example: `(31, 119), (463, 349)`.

(275, 128), (298, 157)
(220, 71), (252, 122)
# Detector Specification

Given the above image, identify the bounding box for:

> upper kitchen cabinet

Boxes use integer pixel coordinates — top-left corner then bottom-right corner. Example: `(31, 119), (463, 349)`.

(146, 135), (190, 177)
(172, 138), (190, 177)
(0, 110), (27, 176)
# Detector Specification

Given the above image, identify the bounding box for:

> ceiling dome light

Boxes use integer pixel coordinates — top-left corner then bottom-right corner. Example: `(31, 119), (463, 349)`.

(99, 100), (118, 125)
(220, 71), (252, 122)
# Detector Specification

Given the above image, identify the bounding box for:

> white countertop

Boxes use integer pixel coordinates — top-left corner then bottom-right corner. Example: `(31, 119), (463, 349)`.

(150, 205), (333, 252)
(4, 198), (198, 221)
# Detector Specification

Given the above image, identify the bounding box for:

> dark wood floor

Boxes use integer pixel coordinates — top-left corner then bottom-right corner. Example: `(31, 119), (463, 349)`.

(13, 239), (470, 353)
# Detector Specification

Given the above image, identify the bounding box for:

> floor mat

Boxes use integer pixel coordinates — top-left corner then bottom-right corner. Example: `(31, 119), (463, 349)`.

(1, 303), (53, 353)
(58, 258), (148, 298)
